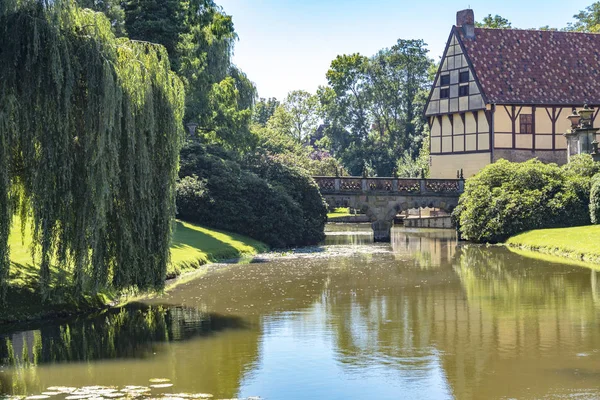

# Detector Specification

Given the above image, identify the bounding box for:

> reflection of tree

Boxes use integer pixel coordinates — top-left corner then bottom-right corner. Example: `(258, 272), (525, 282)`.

(454, 246), (598, 316)
(315, 244), (600, 400)
(0, 304), (247, 366)
(0, 304), (257, 397)
(443, 245), (600, 399)
(319, 254), (462, 372)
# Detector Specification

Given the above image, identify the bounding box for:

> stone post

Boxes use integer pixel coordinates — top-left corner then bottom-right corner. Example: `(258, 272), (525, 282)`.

(419, 179), (427, 194)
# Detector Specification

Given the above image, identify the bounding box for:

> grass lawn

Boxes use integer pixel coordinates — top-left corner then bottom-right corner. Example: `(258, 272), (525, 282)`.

(506, 225), (600, 264)
(2, 219), (267, 324)
(168, 220), (267, 277)
(327, 207), (353, 219)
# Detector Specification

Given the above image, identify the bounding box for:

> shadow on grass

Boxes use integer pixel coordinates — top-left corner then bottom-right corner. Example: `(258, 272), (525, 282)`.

(169, 221), (266, 277)
(171, 221), (244, 256)
(0, 302), (249, 366)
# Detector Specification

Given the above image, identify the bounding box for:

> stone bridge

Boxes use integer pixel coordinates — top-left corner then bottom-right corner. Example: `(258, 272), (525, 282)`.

(314, 176), (464, 241)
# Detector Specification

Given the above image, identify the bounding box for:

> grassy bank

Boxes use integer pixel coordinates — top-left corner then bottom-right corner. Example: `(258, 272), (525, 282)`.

(506, 225), (600, 265)
(2, 220), (267, 324)
(327, 207), (352, 220)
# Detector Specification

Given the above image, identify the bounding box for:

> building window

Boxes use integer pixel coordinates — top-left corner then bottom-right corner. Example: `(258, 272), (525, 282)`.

(459, 85), (469, 97)
(459, 71), (469, 83)
(520, 114), (533, 134)
(440, 88), (449, 99)
(440, 74), (450, 86)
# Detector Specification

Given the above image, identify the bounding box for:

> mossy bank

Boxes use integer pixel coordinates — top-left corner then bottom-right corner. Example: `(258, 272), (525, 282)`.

(506, 225), (600, 265)
(2, 221), (267, 325)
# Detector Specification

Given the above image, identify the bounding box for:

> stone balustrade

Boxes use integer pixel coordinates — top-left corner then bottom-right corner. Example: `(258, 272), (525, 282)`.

(313, 177), (464, 195)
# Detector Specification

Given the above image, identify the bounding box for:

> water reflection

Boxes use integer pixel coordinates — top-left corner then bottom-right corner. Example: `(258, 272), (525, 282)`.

(0, 304), (247, 366)
(1, 229), (599, 400)
(391, 227), (457, 268)
(0, 305), (257, 398)
(324, 223), (373, 245)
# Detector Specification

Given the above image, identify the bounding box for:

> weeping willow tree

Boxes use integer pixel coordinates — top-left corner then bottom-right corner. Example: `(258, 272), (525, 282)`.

(0, 0), (185, 301)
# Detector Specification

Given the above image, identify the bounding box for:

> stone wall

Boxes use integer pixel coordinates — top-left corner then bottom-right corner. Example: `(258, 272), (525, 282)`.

(493, 149), (567, 165)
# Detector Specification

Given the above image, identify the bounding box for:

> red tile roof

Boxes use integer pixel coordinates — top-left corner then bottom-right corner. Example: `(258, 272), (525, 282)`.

(457, 27), (600, 105)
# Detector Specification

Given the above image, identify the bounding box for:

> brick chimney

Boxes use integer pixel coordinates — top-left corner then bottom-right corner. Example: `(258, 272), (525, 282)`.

(456, 9), (475, 39)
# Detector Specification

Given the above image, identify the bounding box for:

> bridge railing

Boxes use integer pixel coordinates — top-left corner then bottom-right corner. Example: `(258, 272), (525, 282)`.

(312, 177), (464, 195)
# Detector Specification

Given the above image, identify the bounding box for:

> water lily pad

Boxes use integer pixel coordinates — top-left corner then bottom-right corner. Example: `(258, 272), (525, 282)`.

(149, 379), (171, 384)
(65, 395), (92, 400)
(25, 396), (50, 400)
(149, 384), (173, 389)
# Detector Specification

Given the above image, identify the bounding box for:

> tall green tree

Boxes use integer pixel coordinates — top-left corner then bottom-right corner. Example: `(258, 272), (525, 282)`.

(123, 0), (239, 124)
(0, 1), (184, 300)
(283, 90), (321, 144)
(475, 14), (512, 29)
(566, 2), (600, 32)
(253, 97), (280, 126)
(320, 40), (432, 176)
(76, 0), (127, 35)
(320, 53), (372, 175)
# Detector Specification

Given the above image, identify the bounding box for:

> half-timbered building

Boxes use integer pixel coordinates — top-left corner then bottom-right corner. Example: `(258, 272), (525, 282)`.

(426, 9), (600, 178)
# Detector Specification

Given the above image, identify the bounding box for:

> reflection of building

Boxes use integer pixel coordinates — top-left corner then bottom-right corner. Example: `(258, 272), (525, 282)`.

(426, 9), (600, 178)
(391, 228), (457, 267)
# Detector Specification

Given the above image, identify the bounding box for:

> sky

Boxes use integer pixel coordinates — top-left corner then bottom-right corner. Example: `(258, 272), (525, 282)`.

(217, 0), (593, 100)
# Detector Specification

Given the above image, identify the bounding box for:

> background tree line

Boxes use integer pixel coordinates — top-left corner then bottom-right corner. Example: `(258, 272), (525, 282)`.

(476, 2), (600, 31)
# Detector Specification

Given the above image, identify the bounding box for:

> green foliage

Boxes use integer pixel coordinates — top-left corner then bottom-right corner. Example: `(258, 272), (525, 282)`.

(0, 1), (185, 300)
(283, 90), (321, 143)
(396, 128), (430, 178)
(590, 174), (600, 224)
(176, 143), (327, 248)
(566, 2), (600, 32)
(122, 0), (246, 135)
(320, 40), (433, 176)
(204, 75), (254, 152)
(76, 0), (126, 36)
(475, 14), (512, 29)
(252, 122), (346, 176)
(253, 97), (280, 126)
(244, 154), (328, 245)
(562, 153), (600, 177)
(454, 159), (593, 243)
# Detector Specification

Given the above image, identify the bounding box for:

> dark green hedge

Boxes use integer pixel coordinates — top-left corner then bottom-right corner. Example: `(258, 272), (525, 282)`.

(590, 173), (600, 224)
(453, 156), (597, 243)
(176, 143), (327, 248)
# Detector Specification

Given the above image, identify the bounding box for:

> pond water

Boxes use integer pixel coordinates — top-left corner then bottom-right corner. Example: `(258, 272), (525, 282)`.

(1, 226), (600, 400)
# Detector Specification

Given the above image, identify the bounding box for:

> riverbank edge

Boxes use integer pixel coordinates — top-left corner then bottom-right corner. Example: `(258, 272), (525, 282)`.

(505, 225), (600, 266)
(1, 222), (268, 327)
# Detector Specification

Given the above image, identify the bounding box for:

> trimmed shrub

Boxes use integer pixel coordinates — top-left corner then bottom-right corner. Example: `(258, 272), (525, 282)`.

(590, 174), (600, 224)
(176, 142), (326, 248)
(453, 159), (592, 243)
(244, 155), (328, 245)
(562, 154), (600, 178)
